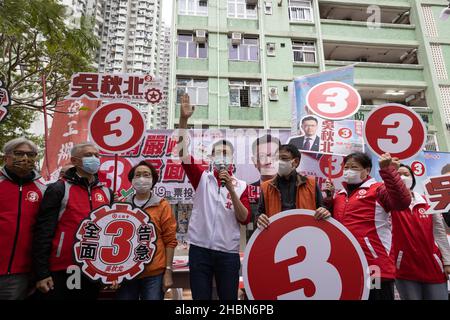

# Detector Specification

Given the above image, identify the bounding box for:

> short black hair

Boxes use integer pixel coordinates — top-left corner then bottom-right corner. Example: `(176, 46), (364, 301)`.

(211, 139), (234, 156)
(301, 116), (319, 124)
(441, 163), (450, 175)
(127, 160), (159, 188)
(344, 152), (372, 171)
(252, 134), (281, 156)
(399, 164), (417, 190)
(279, 144), (301, 162)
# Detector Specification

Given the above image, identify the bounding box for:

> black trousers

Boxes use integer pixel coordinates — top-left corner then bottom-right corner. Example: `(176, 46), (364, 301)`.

(369, 280), (395, 300)
(31, 270), (100, 300)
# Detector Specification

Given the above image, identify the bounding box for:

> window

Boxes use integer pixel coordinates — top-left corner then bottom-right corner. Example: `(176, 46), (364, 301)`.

(176, 79), (208, 106)
(177, 34), (208, 59)
(264, 1), (273, 15)
(229, 37), (259, 61)
(288, 0), (313, 22)
(179, 0), (208, 16)
(292, 41), (316, 63)
(228, 0), (257, 19)
(229, 80), (261, 107)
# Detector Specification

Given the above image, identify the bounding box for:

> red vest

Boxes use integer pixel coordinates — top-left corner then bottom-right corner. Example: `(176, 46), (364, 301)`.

(49, 180), (110, 272)
(0, 171), (46, 275)
(391, 193), (447, 283)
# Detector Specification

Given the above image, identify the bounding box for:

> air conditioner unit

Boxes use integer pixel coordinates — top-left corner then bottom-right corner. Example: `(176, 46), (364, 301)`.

(268, 87), (279, 101)
(267, 42), (276, 56)
(246, 0), (258, 5)
(195, 29), (207, 43)
(231, 32), (242, 45)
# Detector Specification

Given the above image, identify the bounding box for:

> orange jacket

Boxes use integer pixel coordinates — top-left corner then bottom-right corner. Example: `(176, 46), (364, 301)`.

(125, 194), (178, 277)
(260, 174), (317, 217)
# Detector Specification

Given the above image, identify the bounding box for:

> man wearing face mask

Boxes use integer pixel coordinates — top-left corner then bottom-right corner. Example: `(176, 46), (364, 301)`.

(32, 142), (113, 300)
(256, 144), (331, 230)
(390, 164), (450, 300)
(324, 152), (412, 300)
(0, 138), (46, 300)
(177, 94), (251, 300)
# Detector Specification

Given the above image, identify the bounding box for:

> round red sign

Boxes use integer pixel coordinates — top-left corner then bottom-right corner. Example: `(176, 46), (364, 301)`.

(88, 102), (146, 154)
(364, 104), (427, 160)
(306, 81), (361, 120)
(243, 209), (369, 300)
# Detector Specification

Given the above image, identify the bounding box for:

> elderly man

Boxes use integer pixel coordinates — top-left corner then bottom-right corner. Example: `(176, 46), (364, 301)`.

(0, 137), (46, 300)
(33, 142), (113, 300)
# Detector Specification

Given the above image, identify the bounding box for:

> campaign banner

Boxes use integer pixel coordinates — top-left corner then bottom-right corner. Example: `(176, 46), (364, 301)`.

(292, 65), (355, 133)
(424, 151), (450, 177)
(42, 99), (101, 182)
(65, 73), (163, 104)
(286, 115), (364, 156)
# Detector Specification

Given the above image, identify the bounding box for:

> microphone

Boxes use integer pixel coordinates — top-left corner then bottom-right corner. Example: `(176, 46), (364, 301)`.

(219, 163), (226, 188)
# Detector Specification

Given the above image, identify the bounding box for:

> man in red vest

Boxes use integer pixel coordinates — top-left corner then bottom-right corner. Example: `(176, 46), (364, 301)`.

(0, 138), (46, 300)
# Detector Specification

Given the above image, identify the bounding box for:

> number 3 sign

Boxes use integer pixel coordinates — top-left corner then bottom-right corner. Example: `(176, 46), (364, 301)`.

(89, 102), (146, 154)
(364, 104), (427, 160)
(306, 81), (361, 120)
(243, 209), (369, 300)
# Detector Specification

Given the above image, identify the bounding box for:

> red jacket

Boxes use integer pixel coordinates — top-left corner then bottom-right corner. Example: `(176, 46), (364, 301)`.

(391, 193), (447, 283)
(0, 167), (46, 275)
(33, 167), (112, 280)
(331, 166), (411, 280)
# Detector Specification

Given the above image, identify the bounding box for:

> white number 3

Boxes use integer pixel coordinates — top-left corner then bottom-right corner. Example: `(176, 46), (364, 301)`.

(378, 113), (413, 153)
(274, 227), (342, 300)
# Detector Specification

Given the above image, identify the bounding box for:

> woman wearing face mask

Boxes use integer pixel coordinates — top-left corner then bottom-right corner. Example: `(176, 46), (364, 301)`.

(115, 161), (177, 300)
(324, 152), (411, 300)
(390, 164), (450, 300)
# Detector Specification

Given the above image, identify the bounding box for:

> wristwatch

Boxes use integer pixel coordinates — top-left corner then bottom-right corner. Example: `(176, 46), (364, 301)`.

(165, 266), (173, 271)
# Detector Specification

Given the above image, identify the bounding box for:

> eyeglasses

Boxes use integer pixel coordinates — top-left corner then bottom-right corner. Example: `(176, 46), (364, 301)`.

(12, 151), (38, 158)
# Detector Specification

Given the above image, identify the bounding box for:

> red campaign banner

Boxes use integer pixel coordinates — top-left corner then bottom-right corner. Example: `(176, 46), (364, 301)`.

(424, 175), (450, 214)
(42, 99), (101, 181)
(243, 209), (370, 300)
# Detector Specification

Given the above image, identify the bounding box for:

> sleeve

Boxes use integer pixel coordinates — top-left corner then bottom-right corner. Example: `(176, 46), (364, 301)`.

(160, 201), (178, 249)
(315, 183), (325, 209)
(32, 181), (65, 281)
(257, 190), (266, 217)
(237, 187), (252, 225)
(377, 165), (412, 212)
(433, 213), (450, 265)
(181, 155), (207, 190)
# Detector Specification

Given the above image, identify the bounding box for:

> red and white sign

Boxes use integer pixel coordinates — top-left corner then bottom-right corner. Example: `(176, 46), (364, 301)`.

(411, 161), (426, 177)
(364, 104), (427, 160)
(98, 157), (133, 197)
(42, 99), (101, 182)
(74, 203), (157, 284)
(88, 102), (146, 154)
(306, 81), (361, 120)
(66, 73), (162, 104)
(424, 175), (450, 214)
(243, 209), (369, 300)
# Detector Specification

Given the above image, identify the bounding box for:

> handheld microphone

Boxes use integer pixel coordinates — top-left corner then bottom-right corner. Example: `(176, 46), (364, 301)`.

(219, 163), (226, 188)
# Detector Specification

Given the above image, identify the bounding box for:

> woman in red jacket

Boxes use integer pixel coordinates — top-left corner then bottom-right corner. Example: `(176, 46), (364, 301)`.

(391, 164), (450, 300)
(324, 152), (411, 300)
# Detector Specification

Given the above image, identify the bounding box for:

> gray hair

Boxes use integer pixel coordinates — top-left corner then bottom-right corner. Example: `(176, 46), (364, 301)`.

(71, 142), (98, 157)
(2, 137), (39, 155)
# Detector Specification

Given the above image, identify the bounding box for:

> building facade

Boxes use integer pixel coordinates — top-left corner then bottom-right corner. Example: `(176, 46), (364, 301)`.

(168, 0), (450, 151)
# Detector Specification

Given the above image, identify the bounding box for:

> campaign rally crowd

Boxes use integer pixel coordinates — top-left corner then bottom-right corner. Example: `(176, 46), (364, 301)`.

(0, 93), (449, 301)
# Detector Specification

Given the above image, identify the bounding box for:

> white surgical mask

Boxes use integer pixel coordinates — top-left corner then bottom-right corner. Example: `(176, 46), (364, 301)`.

(343, 169), (363, 185)
(401, 175), (413, 190)
(278, 160), (294, 177)
(132, 177), (153, 194)
(213, 156), (232, 172)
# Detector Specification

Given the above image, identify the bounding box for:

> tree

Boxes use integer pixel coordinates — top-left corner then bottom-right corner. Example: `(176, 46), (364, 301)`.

(0, 0), (99, 154)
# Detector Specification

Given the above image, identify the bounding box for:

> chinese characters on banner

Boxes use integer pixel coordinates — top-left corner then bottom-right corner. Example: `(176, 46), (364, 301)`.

(424, 175), (450, 214)
(66, 73), (163, 104)
(42, 99), (101, 181)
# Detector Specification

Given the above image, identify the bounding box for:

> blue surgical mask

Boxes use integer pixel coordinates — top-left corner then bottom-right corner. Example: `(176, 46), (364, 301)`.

(82, 156), (100, 174)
